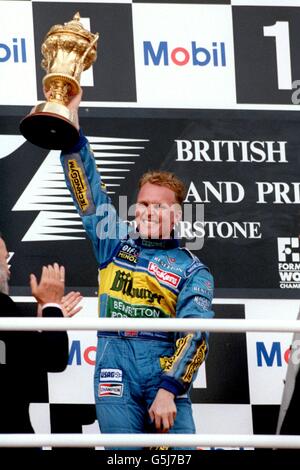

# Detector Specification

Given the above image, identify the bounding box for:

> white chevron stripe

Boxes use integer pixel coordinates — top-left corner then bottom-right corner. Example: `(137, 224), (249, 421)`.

(11, 135), (147, 241)
(93, 153), (140, 157)
(94, 168), (130, 172)
(94, 160), (135, 165)
(91, 144), (145, 150)
(22, 212), (85, 242)
(101, 176), (125, 180)
(89, 137), (149, 143)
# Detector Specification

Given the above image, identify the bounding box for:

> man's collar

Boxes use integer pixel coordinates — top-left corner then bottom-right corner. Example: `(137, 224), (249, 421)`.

(135, 237), (179, 250)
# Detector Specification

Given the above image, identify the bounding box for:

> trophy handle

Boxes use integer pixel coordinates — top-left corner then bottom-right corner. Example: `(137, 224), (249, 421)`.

(74, 33), (99, 79)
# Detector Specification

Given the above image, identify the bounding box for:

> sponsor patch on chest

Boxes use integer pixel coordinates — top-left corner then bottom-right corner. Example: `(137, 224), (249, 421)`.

(115, 244), (139, 265)
(148, 262), (181, 288)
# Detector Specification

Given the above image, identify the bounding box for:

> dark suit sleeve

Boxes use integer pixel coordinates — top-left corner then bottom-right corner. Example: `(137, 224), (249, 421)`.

(0, 293), (19, 316)
(34, 306), (69, 372)
(0, 296), (69, 373)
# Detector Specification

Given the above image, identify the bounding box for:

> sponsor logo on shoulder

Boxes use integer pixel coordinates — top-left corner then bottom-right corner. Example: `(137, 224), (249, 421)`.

(98, 383), (124, 397)
(186, 260), (203, 277)
(148, 262), (181, 288)
(100, 368), (123, 382)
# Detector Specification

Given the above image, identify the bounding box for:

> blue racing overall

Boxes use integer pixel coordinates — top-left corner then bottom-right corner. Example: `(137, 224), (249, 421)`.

(61, 131), (214, 448)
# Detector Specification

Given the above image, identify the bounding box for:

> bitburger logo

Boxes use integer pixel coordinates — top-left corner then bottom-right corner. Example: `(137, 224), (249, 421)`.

(110, 270), (164, 304)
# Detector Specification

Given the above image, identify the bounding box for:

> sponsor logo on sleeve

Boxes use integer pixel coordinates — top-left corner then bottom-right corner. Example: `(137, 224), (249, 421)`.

(68, 160), (89, 212)
(194, 296), (211, 311)
(192, 285), (212, 300)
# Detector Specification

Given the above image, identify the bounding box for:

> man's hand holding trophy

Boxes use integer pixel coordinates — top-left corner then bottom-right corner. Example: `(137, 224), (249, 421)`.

(20, 13), (98, 150)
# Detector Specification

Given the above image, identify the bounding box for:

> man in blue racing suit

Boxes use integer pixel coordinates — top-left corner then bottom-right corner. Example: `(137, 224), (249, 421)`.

(60, 91), (214, 448)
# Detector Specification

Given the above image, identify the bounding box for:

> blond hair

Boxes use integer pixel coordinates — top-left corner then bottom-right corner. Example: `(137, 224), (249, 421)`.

(138, 171), (186, 205)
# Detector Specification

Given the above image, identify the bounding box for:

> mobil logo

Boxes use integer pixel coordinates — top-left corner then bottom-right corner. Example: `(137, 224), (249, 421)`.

(0, 37), (27, 63)
(256, 341), (291, 367)
(144, 41), (226, 67)
(68, 340), (97, 366)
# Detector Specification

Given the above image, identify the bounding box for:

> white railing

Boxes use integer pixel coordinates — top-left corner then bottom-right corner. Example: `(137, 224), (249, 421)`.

(0, 316), (298, 448)
(0, 317), (300, 332)
(0, 433), (299, 448)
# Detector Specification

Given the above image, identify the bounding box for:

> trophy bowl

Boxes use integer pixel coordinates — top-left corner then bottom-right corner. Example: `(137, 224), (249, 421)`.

(20, 12), (99, 150)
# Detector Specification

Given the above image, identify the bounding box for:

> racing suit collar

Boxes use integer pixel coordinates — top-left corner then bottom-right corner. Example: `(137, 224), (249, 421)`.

(135, 237), (179, 250)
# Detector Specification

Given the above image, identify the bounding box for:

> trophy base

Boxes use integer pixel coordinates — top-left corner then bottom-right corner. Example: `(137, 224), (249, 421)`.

(20, 107), (79, 150)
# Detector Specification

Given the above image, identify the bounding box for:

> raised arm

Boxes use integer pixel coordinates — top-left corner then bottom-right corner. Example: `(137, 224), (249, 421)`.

(60, 90), (128, 266)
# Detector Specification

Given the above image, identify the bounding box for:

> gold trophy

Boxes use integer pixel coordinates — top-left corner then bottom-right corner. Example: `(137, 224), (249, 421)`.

(20, 13), (99, 150)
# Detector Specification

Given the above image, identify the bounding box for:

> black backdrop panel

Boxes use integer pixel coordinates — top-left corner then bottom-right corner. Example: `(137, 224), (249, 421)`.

(1, 111), (300, 297)
(233, 6), (300, 104)
(32, 2), (137, 103)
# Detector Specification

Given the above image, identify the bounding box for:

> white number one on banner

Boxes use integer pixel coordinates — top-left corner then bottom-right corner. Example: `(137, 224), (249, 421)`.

(263, 21), (292, 90)
(79, 17), (94, 87)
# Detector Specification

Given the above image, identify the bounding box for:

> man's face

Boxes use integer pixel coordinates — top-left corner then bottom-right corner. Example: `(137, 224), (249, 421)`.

(0, 237), (10, 280)
(135, 183), (181, 239)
